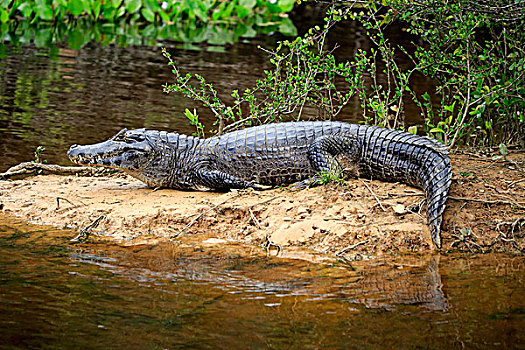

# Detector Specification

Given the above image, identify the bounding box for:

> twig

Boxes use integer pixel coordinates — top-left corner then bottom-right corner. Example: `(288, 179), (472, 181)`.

(380, 192), (425, 199)
(336, 239), (370, 256)
(70, 215), (106, 243)
(248, 195), (279, 209)
(508, 178), (525, 186)
(248, 208), (261, 229)
(361, 180), (386, 211)
(264, 235), (281, 256)
(448, 196), (525, 208)
(56, 197), (76, 210)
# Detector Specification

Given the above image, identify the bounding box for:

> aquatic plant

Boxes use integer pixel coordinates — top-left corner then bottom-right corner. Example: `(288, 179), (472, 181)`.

(0, 0), (295, 25)
(0, 0), (297, 47)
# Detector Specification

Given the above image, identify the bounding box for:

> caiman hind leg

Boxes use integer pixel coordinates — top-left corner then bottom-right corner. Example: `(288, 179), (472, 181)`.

(293, 134), (361, 189)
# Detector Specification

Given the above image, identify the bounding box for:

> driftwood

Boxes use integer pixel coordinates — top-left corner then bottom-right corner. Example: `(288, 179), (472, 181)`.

(0, 162), (91, 180)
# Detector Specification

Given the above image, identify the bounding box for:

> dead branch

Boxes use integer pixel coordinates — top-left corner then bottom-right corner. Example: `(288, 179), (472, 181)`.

(264, 235), (281, 256)
(248, 195), (279, 208)
(336, 239), (370, 255)
(248, 208), (262, 229)
(0, 162), (91, 180)
(70, 215), (107, 243)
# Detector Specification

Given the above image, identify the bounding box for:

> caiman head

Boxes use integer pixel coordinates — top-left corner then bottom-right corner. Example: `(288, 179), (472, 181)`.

(67, 128), (166, 186)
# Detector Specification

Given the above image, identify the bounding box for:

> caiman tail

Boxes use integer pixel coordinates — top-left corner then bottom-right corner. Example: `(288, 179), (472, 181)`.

(357, 125), (452, 248)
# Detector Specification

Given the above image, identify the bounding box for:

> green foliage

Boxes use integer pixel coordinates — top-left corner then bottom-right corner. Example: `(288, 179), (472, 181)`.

(163, 13), (359, 135)
(0, 0), (297, 47)
(184, 108), (205, 138)
(315, 170), (345, 186)
(1, 17), (283, 49)
(33, 146), (46, 164)
(0, 0), (296, 26)
(164, 0), (523, 147)
(389, 0), (525, 147)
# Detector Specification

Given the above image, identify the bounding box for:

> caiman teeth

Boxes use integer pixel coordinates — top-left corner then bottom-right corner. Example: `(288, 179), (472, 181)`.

(71, 152), (120, 165)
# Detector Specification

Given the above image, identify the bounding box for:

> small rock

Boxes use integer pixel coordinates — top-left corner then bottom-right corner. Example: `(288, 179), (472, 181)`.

(297, 206), (310, 215)
(202, 238), (228, 244)
(393, 204), (406, 215)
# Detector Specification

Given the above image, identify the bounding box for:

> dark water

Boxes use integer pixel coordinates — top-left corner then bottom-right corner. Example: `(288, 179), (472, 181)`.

(0, 21), (523, 350)
(0, 39), (277, 170)
(1, 214), (524, 349)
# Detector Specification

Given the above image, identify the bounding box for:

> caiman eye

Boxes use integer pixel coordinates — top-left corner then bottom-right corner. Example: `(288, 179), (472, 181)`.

(127, 133), (145, 142)
(113, 129), (128, 142)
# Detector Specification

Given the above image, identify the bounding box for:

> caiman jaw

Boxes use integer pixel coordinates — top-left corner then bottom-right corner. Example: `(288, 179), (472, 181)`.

(67, 128), (154, 171)
(68, 148), (123, 167)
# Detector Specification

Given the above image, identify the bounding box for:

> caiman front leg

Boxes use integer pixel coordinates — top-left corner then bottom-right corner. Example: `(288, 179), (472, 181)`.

(293, 133), (361, 189)
(196, 169), (270, 191)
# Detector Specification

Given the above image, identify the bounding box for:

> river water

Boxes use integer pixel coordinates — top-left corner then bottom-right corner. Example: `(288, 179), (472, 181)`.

(1, 213), (523, 349)
(0, 20), (524, 349)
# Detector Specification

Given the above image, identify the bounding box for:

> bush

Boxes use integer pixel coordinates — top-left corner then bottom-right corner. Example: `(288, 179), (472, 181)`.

(391, 0), (525, 147)
(164, 0), (524, 147)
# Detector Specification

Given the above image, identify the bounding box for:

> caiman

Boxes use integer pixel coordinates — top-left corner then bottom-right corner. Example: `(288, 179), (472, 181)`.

(67, 121), (451, 248)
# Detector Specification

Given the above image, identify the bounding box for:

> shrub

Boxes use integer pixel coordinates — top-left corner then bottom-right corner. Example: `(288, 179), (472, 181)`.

(164, 0), (524, 147)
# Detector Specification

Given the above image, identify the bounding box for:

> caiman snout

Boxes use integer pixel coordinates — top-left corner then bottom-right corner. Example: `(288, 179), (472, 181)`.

(67, 144), (88, 163)
(67, 144), (79, 157)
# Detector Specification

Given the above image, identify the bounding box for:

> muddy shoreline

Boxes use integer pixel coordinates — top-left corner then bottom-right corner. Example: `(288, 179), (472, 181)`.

(1, 152), (524, 258)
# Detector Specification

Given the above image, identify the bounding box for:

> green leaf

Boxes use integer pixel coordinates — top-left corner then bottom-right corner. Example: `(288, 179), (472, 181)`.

(112, 0), (123, 8)
(68, 0), (85, 16)
(141, 7), (155, 22)
(0, 8), (8, 23)
(141, 23), (157, 37)
(277, 0), (294, 12)
(499, 143), (508, 157)
(125, 0), (142, 13)
(143, 0), (159, 11)
(443, 101), (456, 113)
(102, 3), (116, 20)
(429, 127), (444, 133)
(278, 17), (297, 36)
(238, 0), (256, 9)
(17, 2), (34, 18)
(92, 1), (101, 18)
(35, 1), (54, 21)
(158, 10), (170, 23)
(236, 5), (250, 19)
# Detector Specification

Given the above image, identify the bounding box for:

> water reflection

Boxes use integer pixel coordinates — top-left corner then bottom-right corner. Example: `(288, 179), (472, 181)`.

(0, 40), (276, 169)
(0, 19), (295, 50)
(1, 214), (523, 349)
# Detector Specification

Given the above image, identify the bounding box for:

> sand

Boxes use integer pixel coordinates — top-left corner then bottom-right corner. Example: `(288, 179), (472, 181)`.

(1, 152), (523, 259)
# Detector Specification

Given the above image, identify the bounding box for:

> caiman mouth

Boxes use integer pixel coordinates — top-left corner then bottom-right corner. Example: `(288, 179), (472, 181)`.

(68, 151), (123, 166)
(67, 141), (148, 168)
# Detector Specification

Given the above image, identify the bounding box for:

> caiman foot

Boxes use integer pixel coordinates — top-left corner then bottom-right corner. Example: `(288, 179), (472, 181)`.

(291, 176), (325, 190)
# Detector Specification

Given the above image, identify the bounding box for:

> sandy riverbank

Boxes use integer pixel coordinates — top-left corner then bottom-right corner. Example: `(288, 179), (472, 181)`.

(1, 152), (523, 258)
